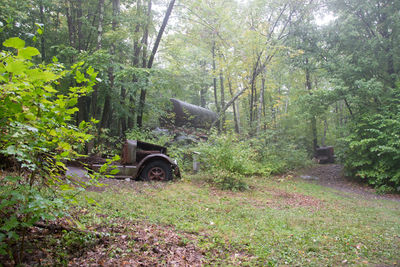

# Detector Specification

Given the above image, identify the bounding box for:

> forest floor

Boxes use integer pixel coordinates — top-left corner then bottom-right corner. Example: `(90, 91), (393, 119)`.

(2, 164), (400, 266)
(297, 164), (400, 202)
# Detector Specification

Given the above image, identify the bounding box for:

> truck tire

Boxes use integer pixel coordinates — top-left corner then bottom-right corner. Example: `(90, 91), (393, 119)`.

(140, 160), (173, 181)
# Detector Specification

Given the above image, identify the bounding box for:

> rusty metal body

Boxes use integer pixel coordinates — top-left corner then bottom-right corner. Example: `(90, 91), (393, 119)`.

(315, 146), (335, 164)
(91, 140), (180, 180)
(161, 98), (217, 129)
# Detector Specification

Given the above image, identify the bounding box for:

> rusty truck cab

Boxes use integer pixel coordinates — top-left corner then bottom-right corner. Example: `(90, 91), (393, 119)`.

(91, 140), (180, 181)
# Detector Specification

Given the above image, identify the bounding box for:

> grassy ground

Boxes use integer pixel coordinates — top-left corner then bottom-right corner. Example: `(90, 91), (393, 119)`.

(78, 173), (400, 266)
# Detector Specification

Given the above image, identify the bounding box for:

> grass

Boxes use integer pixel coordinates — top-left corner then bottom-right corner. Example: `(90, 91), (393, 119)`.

(77, 174), (400, 266)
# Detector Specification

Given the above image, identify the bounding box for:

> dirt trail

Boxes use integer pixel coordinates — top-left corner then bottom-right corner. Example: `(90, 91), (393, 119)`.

(297, 164), (400, 202)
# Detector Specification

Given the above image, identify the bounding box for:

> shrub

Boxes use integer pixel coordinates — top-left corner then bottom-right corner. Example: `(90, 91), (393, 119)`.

(0, 37), (97, 259)
(206, 169), (248, 191)
(196, 131), (262, 175)
(193, 130), (311, 190)
(254, 131), (311, 174)
(341, 110), (400, 192)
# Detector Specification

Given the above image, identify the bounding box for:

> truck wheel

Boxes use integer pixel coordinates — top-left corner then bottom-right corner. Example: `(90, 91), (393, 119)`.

(141, 160), (172, 181)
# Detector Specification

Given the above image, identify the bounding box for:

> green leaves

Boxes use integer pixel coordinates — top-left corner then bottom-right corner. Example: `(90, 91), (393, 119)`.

(5, 59), (26, 74)
(1, 216), (19, 232)
(19, 47), (40, 59)
(343, 108), (400, 192)
(3, 37), (25, 49)
(0, 37), (101, 254)
(2, 38), (40, 60)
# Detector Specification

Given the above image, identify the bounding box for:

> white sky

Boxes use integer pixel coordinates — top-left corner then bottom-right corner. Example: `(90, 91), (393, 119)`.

(315, 12), (336, 26)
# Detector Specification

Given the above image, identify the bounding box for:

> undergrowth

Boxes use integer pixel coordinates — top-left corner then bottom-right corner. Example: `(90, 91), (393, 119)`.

(78, 176), (400, 266)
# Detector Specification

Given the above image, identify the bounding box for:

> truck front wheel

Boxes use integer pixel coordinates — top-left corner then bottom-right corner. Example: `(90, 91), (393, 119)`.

(140, 160), (173, 181)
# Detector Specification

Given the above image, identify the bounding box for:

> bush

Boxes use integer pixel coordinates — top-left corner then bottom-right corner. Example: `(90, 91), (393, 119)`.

(0, 37), (96, 174)
(341, 110), (400, 192)
(205, 169), (249, 191)
(254, 130), (311, 174)
(196, 131), (262, 175)
(193, 130), (310, 190)
(0, 37), (98, 259)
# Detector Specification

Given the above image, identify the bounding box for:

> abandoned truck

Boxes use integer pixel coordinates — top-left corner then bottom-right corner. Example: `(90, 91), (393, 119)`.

(90, 140), (180, 181)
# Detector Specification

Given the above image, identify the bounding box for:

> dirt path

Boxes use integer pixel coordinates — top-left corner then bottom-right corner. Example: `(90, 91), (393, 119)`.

(297, 164), (400, 202)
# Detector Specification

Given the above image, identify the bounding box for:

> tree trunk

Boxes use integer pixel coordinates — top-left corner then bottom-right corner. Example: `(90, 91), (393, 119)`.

(212, 42), (219, 113)
(147, 0), (176, 69)
(321, 119), (327, 147)
(97, 0), (104, 50)
(137, 0), (176, 128)
(210, 85), (248, 129)
(99, 0), (119, 131)
(128, 0), (142, 130)
(228, 77), (239, 134)
(65, 0), (75, 48)
(77, 97), (88, 124)
(235, 100), (241, 134)
(305, 58), (317, 157)
(120, 87), (127, 135)
(211, 41), (220, 130)
(200, 60), (207, 108)
(256, 77), (265, 134)
(38, 0), (46, 62)
(88, 0), (104, 122)
(219, 71), (225, 129)
(136, 0), (152, 128)
(76, 0), (83, 51)
(128, 95), (135, 129)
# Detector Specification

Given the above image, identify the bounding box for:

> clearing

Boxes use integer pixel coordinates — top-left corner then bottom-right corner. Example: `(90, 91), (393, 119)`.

(3, 164), (400, 266)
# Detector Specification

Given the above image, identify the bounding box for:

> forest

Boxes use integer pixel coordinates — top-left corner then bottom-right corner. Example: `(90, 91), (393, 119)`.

(0, 0), (399, 265)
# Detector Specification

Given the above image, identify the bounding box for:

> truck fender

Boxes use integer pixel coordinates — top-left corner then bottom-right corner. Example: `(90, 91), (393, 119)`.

(136, 154), (180, 179)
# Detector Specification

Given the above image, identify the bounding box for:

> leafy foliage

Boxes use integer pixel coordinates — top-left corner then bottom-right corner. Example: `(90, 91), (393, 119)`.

(195, 131), (310, 190)
(254, 130), (312, 174)
(323, 0), (400, 190)
(0, 176), (66, 255)
(0, 37), (96, 173)
(341, 109), (400, 192)
(0, 37), (98, 258)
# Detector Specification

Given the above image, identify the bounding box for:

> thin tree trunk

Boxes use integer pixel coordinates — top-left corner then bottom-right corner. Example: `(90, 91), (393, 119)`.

(89, 0), (104, 122)
(249, 77), (255, 124)
(97, 0), (104, 50)
(212, 41), (219, 113)
(269, 94), (275, 127)
(75, 0), (89, 126)
(235, 100), (241, 133)
(219, 71), (225, 129)
(76, 0), (83, 51)
(128, 95), (135, 129)
(137, 0), (176, 128)
(200, 60), (207, 108)
(256, 77), (265, 134)
(343, 97), (353, 117)
(305, 58), (317, 157)
(128, 0), (142, 130)
(321, 119), (327, 147)
(211, 41), (220, 130)
(147, 0), (176, 69)
(136, 0), (152, 128)
(228, 77), (239, 134)
(133, 0), (142, 66)
(120, 87), (127, 135)
(249, 55), (262, 128)
(65, 0), (75, 48)
(39, 0), (46, 62)
(99, 0), (119, 131)
(77, 97), (88, 124)
(210, 85), (248, 129)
